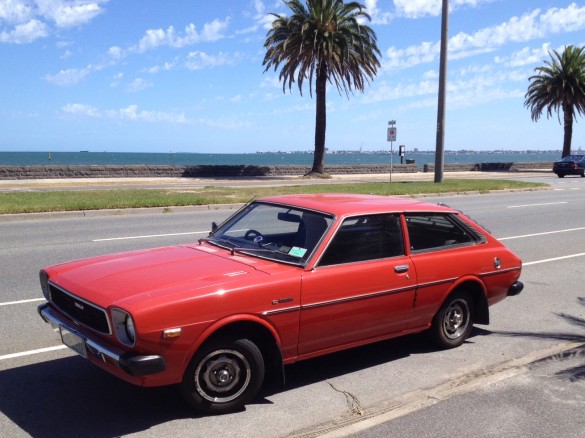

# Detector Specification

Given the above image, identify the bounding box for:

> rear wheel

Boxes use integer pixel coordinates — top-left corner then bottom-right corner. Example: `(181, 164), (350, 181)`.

(181, 338), (265, 414)
(430, 291), (474, 349)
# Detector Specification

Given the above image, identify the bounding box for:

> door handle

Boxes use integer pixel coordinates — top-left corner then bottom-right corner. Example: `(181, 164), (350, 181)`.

(394, 265), (409, 273)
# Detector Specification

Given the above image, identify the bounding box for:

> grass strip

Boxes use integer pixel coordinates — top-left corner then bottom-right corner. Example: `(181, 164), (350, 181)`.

(0, 179), (547, 214)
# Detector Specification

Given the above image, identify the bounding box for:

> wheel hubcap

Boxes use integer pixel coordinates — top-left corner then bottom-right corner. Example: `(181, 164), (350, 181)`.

(443, 299), (469, 340)
(195, 349), (251, 403)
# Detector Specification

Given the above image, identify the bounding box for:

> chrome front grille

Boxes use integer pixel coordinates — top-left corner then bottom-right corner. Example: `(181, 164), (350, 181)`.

(49, 284), (111, 334)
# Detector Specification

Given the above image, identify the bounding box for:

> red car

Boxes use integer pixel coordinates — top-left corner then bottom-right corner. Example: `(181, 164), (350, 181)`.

(38, 194), (523, 414)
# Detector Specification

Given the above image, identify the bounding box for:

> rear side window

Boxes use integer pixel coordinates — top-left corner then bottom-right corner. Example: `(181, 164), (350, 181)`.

(405, 214), (478, 252)
(319, 214), (404, 266)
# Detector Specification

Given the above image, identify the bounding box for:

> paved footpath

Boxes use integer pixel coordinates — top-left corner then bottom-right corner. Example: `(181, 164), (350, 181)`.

(0, 170), (552, 192)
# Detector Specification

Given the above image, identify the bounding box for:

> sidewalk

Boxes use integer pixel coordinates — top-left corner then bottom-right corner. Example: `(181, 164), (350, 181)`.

(0, 170), (553, 192)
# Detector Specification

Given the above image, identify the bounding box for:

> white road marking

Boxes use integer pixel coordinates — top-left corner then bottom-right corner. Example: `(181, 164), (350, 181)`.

(0, 298), (45, 307)
(507, 201), (567, 208)
(93, 231), (206, 242)
(498, 226), (585, 241)
(0, 345), (67, 362)
(523, 252), (585, 266)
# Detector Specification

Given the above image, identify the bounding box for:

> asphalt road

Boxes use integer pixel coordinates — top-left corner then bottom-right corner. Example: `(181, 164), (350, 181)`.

(0, 173), (584, 437)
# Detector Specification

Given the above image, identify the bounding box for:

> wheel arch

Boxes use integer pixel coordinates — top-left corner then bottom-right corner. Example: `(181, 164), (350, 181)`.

(184, 316), (285, 385)
(449, 278), (489, 325)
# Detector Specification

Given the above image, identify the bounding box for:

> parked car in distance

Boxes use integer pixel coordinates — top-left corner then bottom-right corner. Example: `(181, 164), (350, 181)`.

(38, 194), (523, 414)
(552, 154), (585, 177)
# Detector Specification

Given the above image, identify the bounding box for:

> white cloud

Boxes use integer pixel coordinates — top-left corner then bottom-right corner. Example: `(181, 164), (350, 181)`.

(110, 105), (187, 123)
(0, 0), (107, 43)
(35, 0), (107, 28)
(61, 102), (100, 117)
(394, 0), (496, 19)
(201, 18), (229, 41)
(253, 0), (276, 30)
(197, 116), (251, 129)
(185, 51), (233, 70)
(61, 103), (187, 123)
(136, 24), (198, 53)
(44, 66), (90, 86)
(134, 19), (228, 53)
(495, 43), (552, 67)
(125, 78), (153, 93)
(0, 18), (47, 43)
(383, 4), (585, 72)
(364, 0), (392, 24)
(0, 0), (33, 24)
(146, 60), (176, 74)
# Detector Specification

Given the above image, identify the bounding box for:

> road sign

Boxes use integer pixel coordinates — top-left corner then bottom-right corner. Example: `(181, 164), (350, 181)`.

(387, 127), (397, 142)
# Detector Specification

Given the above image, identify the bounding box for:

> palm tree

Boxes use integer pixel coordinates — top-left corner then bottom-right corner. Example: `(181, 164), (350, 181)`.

(525, 45), (585, 158)
(263, 0), (380, 175)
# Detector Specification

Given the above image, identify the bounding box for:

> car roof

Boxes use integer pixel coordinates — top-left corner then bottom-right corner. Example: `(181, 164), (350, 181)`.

(259, 194), (456, 217)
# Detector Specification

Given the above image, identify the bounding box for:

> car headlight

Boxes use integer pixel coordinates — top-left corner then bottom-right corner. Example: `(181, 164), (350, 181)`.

(39, 270), (50, 300)
(124, 314), (136, 344)
(111, 308), (136, 347)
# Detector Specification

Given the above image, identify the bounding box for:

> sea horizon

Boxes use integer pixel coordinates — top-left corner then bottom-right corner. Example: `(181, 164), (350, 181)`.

(0, 149), (572, 168)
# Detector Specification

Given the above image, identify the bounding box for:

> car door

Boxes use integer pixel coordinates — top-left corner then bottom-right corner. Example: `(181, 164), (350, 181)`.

(404, 213), (488, 326)
(297, 214), (417, 356)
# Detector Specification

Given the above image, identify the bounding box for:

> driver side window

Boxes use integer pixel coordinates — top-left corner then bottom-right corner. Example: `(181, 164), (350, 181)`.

(319, 214), (404, 266)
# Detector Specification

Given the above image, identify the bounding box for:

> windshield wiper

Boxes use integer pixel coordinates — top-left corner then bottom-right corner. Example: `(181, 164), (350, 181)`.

(203, 237), (237, 250)
(230, 247), (278, 256)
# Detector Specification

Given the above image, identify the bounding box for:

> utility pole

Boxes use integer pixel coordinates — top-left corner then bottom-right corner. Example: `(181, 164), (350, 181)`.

(434, 0), (449, 183)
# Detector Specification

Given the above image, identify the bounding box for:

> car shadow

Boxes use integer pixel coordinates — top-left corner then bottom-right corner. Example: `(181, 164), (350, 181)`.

(261, 327), (490, 399)
(0, 328), (486, 436)
(0, 356), (194, 437)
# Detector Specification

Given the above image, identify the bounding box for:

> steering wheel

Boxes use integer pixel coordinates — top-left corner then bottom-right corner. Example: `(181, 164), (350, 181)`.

(244, 229), (263, 241)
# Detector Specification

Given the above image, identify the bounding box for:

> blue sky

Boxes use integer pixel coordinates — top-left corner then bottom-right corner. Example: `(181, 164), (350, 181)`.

(1, 0), (585, 154)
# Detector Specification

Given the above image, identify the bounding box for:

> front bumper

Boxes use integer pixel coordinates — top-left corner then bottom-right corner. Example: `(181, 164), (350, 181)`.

(38, 303), (165, 377)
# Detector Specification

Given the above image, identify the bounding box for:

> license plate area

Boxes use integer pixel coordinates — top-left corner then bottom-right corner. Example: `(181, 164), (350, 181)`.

(60, 327), (88, 358)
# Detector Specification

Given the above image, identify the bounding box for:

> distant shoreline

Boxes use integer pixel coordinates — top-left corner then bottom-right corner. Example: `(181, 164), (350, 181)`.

(0, 150), (567, 168)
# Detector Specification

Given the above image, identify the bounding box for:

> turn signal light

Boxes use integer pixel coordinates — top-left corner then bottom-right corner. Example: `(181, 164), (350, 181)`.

(163, 328), (182, 339)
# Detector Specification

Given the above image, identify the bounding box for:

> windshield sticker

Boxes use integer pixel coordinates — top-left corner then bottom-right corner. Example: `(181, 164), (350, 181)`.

(289, 247), (307, 258)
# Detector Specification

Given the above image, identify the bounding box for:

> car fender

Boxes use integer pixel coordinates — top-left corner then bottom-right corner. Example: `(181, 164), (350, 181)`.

(439, 275), (489, 324)
(180, 313), (284, 373)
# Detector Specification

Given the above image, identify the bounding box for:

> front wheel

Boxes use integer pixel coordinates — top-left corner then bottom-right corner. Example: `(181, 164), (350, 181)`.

(181, 338), (265, 414)
(430, 291), (474, 349)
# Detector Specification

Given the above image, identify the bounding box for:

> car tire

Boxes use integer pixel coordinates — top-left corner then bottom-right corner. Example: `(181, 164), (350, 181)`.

(557, 174), (565, 178)
(181, 337), (265, 414)
(430, 291), (474, 349)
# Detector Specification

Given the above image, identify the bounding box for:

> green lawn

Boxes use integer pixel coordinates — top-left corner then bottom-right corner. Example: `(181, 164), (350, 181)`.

(0, 179), (547, 214)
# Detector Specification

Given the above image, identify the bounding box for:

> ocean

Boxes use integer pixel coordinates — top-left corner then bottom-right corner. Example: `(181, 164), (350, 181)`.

(0, 150), (562, 167)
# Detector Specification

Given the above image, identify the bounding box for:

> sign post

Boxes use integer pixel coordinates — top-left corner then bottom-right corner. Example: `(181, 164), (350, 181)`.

(387, 121), (397, 182)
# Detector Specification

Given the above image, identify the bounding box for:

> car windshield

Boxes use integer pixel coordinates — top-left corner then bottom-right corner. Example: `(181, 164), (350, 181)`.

(563, 155), (585, 162)
(207, 202), (334, 265)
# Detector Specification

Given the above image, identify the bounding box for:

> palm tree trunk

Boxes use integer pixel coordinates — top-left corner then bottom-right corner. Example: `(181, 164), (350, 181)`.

(562, 103), (573, 157)
(311, 65), (327, 174)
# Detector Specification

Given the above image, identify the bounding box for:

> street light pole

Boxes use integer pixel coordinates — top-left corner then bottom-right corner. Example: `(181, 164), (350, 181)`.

(434, 0), (449, 183)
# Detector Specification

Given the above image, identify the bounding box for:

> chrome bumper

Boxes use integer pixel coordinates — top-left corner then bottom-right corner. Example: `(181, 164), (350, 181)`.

(38, 303), (165, 377)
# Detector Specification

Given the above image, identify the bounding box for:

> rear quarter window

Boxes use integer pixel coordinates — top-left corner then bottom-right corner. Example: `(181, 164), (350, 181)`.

(405, 213), (482, 252)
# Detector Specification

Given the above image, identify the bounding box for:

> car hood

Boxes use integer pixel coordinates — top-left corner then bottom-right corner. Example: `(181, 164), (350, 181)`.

(46, 244), (282, 308)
